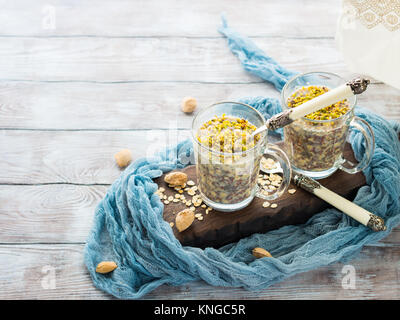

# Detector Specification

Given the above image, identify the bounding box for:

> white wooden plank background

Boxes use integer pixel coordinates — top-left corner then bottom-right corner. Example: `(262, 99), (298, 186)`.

(0, 0), (399, 300)
(0, 0), (339, 37)
(0, 82), (398, 130)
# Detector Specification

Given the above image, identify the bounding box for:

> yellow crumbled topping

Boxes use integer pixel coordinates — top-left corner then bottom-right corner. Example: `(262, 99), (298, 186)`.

(287, 85), (350, 120)
(197, 114), (260, 153)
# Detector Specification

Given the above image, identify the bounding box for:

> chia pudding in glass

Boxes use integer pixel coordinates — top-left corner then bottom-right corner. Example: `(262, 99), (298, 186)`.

(191, 101), (291, 212)
(282, 72), (374, 179)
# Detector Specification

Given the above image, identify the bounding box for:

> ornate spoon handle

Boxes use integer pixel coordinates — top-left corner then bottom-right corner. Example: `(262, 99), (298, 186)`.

(293, 173), (386, 232)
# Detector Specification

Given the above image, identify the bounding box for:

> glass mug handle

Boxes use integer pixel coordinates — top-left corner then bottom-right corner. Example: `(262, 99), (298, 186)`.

(256, 143), (292, 201)
(339, 116), (375, 174)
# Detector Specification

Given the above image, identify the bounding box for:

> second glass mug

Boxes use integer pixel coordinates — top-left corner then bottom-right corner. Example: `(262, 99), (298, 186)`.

(281, 71), (375, 179)
(191, 101), (292, 212)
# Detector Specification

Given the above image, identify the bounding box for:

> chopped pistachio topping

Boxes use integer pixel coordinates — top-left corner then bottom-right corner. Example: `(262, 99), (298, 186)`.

(196, 114), (260, 153)
(287, 85), (350, 121)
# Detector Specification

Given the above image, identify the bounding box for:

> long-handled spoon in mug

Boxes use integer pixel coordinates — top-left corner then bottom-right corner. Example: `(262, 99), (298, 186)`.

(251, 77), (370, 137)
(255, 77), (384, 231)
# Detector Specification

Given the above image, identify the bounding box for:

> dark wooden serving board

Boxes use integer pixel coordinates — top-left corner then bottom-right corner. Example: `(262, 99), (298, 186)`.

(157, 143), (366, 249)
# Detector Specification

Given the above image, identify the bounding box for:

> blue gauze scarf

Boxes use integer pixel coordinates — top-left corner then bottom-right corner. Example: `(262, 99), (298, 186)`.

(84, 17), (400, 299)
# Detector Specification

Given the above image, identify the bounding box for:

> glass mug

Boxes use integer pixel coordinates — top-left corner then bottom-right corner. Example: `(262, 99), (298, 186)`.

(191, 101), (292, 212)
(281, 72), (375, 179)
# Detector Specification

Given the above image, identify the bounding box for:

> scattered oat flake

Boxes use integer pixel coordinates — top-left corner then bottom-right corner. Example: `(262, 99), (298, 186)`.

(261, 157), (277, 170)
(195, 213), (202, 218)
(187, 180), (195, 186)
(173, 198), (180, 203)
(276, 174), (283, 180)
(262, 201), (270, 208)
(288, 189), (297, 194)
(270, 203), (278, 208)
(168, 196), (174, 201)
(201, 204), (207, 208)
(164, 200), (170, 204)
(198, 216), (204, 221)
(169, 222), (174, 227)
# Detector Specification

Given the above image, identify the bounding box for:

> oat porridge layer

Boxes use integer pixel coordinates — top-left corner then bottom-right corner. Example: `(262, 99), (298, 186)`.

(284, 85), (351, 172)
(195, 114), (262, 204)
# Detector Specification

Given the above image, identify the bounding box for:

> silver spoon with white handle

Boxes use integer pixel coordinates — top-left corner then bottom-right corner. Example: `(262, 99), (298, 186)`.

(293, 173), (386, 232)
(251, 78), (370, 137)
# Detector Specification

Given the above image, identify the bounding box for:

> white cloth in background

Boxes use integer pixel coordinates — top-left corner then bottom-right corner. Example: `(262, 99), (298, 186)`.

(336, 0), (400, 89)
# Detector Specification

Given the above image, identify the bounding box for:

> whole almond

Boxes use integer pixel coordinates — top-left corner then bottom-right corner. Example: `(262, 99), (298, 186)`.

(95, 261), (118, 274)
(164, 171), (188, 187)
(175, 208), (195, 232)
(181, 97), (197, 113)
(252, 247), (272, 258)
(114, 149), (132, 168)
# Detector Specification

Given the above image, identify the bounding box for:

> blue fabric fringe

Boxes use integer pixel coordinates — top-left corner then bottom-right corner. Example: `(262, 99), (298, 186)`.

(84, 17), (400, 299)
